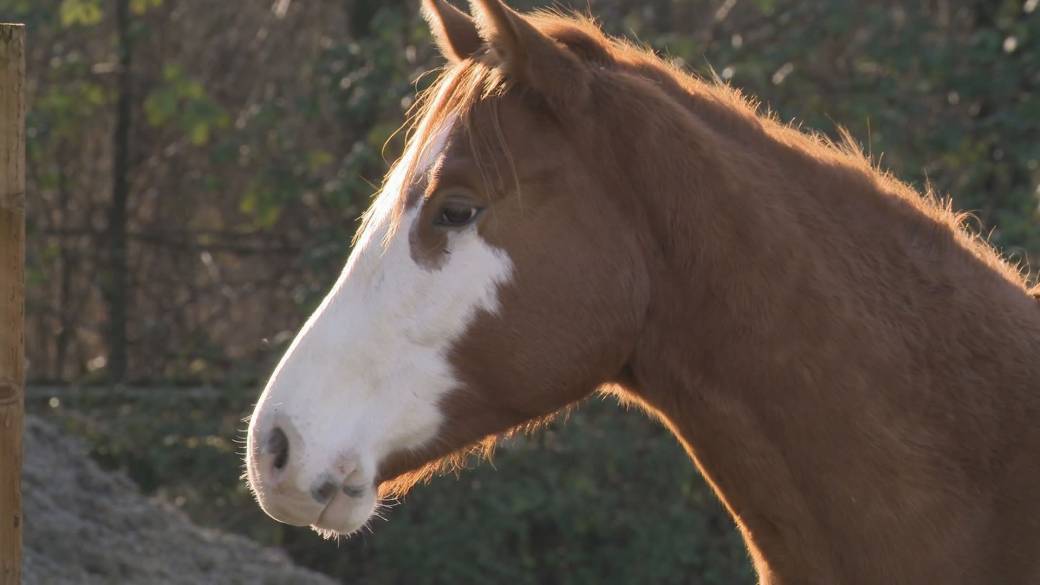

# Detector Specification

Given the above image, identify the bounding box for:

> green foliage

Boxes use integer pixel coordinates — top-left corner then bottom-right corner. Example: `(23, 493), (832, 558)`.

(34, 80), (107, 139)
(129, 0), (162, 15)
(59, 0), (102, 27)
(144, 64), (229, 146)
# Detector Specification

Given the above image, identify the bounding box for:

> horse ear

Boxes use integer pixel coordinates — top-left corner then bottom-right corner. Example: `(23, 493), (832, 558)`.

(468, 0), (590, 108)
(422, 0), (483, 62)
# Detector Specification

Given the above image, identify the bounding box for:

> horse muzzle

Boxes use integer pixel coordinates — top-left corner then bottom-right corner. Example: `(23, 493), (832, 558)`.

(246, 417), (377, 534)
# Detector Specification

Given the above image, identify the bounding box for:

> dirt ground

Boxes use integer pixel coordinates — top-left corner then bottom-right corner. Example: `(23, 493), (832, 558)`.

(21, 415), (337, 585)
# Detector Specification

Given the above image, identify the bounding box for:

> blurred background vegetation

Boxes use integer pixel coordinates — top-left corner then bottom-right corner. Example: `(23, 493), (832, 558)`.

(5, 0), (1038, 583)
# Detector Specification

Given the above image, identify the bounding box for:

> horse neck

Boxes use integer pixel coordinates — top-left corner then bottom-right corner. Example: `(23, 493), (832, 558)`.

(605, 88), (1040, 584)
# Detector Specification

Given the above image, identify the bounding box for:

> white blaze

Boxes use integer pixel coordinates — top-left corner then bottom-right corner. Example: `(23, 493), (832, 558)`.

(248, 98), (513, 534)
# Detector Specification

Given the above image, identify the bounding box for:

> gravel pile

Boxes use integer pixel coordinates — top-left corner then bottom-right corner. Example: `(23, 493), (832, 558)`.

(22, 415), (337, 585)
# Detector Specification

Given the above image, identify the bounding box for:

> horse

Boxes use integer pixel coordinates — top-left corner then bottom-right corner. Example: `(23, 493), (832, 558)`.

(244, 1), (1040, 583)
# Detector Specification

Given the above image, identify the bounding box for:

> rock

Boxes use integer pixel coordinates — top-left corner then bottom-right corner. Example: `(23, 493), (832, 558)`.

(22, 415), (336, 585)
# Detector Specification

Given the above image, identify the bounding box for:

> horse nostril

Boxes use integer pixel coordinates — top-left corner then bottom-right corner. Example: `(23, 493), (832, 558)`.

(311, 478), (338, 504)
(268, 426), (289, 471)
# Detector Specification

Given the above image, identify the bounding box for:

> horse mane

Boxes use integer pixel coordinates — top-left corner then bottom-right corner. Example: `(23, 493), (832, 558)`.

(375, 9), (1036, 499)
(373, 10), (1032, 288)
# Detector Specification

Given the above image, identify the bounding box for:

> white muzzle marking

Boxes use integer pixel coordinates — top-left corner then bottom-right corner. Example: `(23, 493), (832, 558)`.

(246, 110), (514, 535)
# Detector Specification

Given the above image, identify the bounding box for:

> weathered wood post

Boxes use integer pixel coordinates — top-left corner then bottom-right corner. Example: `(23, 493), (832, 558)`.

(0, 23), (25, 585)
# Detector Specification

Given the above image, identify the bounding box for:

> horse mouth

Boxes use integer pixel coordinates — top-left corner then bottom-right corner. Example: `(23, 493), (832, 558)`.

(312, 482), (376, 536)
(342, 484), (367, 498)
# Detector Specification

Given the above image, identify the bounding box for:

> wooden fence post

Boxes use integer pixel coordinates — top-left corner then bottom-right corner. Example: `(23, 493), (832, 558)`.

(0, 23), (25, 585)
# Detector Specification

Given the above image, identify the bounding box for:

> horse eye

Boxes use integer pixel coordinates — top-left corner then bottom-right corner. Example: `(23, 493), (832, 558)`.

(434, 203), (481, 227)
